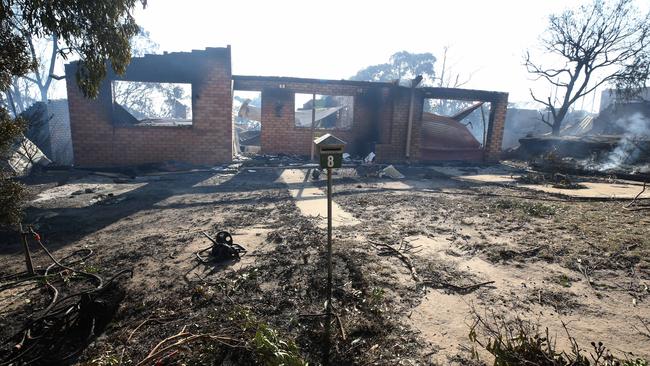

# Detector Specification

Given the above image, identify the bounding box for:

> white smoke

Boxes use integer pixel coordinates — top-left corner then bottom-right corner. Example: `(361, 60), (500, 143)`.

(598, 113), (650, 171)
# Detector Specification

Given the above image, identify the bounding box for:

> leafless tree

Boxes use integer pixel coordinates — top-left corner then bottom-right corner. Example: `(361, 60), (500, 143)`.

(526, 0), (650, 135)
(429, 46), (475, 115)
(22, 34), (63, 103)
(16, 137), (39, 165)
(3, 77), (33, 115)
(10, 34), (63, 104)
(1, 35), (63, 116)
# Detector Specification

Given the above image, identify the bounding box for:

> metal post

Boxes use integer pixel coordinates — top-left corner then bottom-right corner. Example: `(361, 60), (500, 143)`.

(314, 133), (345, 365)
(310, 92), (316, 161)
(405, 85), (415, 159)
(324, 167), (333, 365)
(326, 167), (333, 314)
(480, 104), (487, 148)
(19, 223), (34, 275)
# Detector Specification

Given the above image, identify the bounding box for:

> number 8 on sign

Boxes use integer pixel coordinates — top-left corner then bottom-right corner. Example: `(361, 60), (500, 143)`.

(319, 152), (342, 169)
(327, 155), (334, 167)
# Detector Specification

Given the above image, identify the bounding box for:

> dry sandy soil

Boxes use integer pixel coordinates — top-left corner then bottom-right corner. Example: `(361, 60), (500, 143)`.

(0, 163), (649, 365)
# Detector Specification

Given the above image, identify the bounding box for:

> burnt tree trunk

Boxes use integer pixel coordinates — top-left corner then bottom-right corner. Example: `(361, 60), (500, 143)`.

(551, 107), (569, 136)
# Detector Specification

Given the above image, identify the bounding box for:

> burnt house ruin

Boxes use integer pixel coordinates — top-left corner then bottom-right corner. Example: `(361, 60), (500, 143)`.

(65, 46), (508, 167)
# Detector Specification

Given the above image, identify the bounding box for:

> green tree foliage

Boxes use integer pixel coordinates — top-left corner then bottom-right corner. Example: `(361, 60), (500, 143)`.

(0, 110), (25, 225)
(0, 0), (146, 226)
(616, 51), (650, 100)
(351, 51), (436, 85)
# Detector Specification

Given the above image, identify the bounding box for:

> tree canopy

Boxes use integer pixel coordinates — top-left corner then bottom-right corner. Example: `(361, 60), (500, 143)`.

(2, 0), (146, 98)
(526, 0), (650, 135)
(351, 51), (436, 85)
(0, 0), (146, 226)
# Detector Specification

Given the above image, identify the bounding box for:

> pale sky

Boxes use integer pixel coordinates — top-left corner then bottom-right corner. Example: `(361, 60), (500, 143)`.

(133, 0), (583, 107)
(112, 0), (640, 112)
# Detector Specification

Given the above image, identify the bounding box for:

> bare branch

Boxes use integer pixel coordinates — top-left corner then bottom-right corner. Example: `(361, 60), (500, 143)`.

(537, 111), (554, 127)
(22, 76), (38, 84)
(42, 34), (60, 98)
(525, 0), (650, 134)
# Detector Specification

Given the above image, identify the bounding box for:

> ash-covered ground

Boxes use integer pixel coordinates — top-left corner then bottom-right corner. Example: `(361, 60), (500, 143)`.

(1, 164), (648, 365)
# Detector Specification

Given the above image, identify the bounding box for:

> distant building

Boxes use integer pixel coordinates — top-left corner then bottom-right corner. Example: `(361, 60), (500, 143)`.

(47, 99), (73, 165)
(19, 99), (73, 166)
(599, 88), (650, 112)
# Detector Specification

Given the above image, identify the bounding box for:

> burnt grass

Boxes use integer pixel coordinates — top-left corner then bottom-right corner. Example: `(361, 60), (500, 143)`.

(1, 170), (427, 365)
(74, 193), (425, 364)
(334, 182), (650, 277)
(332, 178), (650, 322)
(2, 168), (650, 364)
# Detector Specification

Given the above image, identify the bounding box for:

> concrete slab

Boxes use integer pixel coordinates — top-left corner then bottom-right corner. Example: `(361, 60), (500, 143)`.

(32, 176), (147, 208)
(430, 165), (650, 199)
(278, 169), (359, 228)
(431, 166), (517, 184)
(520, 181), (650, 199)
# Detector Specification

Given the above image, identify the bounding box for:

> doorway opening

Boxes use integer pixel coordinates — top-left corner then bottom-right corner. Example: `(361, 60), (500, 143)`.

(233, 90), (262, 156)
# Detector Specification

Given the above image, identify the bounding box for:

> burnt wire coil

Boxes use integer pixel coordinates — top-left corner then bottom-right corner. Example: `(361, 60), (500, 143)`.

(195, 231), (246, 263)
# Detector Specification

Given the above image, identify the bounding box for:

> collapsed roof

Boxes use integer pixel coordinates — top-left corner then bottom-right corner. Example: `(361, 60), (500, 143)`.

(1, 136), (51, 176)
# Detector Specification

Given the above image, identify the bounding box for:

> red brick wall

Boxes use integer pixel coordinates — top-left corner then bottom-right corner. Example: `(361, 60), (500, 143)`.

(484, 93), (509, 162)
(376, 88), (509, 163)
(233, 79), (389, 157)
(375, 88), (424, 163)
(65, 47), (232, 167)
(234, 78), (436, 162)
(258, 89), (357, 156)
(236, 76), (509, 163)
